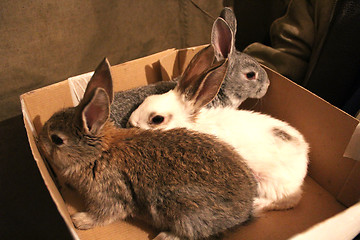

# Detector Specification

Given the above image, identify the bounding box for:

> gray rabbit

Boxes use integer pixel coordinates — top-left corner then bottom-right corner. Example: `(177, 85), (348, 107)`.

(38, 58), (257, 240)
(209, 7), (270, 108)
(110, 7), (269, 128)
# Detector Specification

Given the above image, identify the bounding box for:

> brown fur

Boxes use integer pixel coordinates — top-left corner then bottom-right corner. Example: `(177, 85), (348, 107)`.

(39, 110), (257, 239)
(37, 58), (257, 240)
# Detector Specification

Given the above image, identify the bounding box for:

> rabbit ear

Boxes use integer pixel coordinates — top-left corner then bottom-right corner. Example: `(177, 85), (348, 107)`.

(176, 45), (215, 97)
(81, 88), (110, 135)
(211, 17), (234, 60)
(83, 58), (114, 104)
(220, 7), (237, 35)
(192, 59), (228, 110)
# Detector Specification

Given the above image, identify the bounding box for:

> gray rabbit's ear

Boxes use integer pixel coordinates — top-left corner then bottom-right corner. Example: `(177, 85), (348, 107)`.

(211, 17), (234, 61)
(192, 59), (228, 110)
(176, 45), (215, 97)
(81, 88), (110, 135)
(83, 58), (114, 104)
(220, 7), (237, 35)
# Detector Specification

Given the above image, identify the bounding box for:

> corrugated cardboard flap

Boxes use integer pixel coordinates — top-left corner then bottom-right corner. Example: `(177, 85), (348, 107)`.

(21, 45), (360, 240)
(20, 85), (79, 239)
(159, 44), (209, 81)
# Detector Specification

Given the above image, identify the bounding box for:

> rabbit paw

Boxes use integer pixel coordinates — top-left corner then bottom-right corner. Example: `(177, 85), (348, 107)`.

(71, 212), (96, 230)
(153, 232), (181, 240)
(253, 192), (302, 216)
(253, 197), (272, 216)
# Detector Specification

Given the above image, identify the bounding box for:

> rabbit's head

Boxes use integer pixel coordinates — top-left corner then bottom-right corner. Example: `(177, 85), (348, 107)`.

(210, 7), (270, 108)
(128, 52), (228, 130)
(38, 59), (114, 171)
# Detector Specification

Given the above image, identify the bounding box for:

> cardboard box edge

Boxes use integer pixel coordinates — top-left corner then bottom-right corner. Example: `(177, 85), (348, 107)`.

(19, 45), (360, 240)
(20, 94), (80, 240)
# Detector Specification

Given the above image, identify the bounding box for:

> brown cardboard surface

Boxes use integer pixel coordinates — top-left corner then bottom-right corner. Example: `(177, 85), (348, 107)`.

(176, 45), (209, 74)
(21, 46), (360, 239)
(337, 161), (360, 206)
(159, 50), (179, 82)
(21, 104), (77, 238)
(224, 177), (345, 240)
(159, 44), (208, 81)
(20, 80), (73, 134)
(241, 67), (360, 206)
(111, 48), (175, 92)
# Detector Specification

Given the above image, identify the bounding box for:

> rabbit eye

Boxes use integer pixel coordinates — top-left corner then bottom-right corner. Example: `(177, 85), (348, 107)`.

(151, 115), (165, 125)
(246, 71), (256, 80)
(51, 134), (64, 145)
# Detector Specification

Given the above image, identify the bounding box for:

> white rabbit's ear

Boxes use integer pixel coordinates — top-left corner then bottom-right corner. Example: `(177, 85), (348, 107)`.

(176, 45), (215, 98)
(83, 58), (113, 104)
(211, 17), (234, 61)
(193, 59), (228, 109)
(220, 7), (237, 35)
(81, 88), (110, 135)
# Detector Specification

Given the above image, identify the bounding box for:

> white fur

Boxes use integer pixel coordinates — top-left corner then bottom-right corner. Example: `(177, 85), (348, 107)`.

(129, 90), (309, 214)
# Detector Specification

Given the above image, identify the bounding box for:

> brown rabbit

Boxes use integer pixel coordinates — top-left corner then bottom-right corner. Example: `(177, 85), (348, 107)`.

(38, 58), (257, 240)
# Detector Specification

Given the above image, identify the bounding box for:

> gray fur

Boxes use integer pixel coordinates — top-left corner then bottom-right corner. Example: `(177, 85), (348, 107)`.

(209, 8), (270, 108)
(110, 81), (177, 128)
(208, 51), (270, 108)
(38, 59), (257, 240)
(220, 7), (237, 35)
(273, 127), (294, 142)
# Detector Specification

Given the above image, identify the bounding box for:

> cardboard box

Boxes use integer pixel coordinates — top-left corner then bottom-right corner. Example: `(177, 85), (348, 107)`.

(20, 45), (360, 240)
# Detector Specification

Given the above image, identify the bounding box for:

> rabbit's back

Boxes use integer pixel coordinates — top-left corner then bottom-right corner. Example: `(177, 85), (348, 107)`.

(120, 128), (253, 181)
(114, 128), (256, 194)
(195, 107), (308, 172)
(110, 128), (257, 238)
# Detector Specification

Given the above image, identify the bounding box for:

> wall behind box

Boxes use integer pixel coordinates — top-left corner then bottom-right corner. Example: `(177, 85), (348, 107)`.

(0, 0), (223, 122)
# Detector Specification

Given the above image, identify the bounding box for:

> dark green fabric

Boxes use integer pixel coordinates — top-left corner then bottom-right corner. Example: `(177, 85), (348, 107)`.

(0, 0), (223, 121)
(233, 0), (290, 51)
(242, 0), (335, 84)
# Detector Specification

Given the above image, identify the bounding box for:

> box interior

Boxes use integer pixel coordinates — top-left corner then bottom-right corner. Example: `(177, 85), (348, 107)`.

(21, 46), (360, 240)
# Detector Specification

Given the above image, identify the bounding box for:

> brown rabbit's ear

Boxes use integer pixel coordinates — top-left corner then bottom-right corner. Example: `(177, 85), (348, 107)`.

(81, 88), (110, 135)
(192, 59), (228, 110)
(211, 17), (234, 61)
(176, 45), (215, 97)
(219, 7), (237, 35)
(83, 58), (113, 104)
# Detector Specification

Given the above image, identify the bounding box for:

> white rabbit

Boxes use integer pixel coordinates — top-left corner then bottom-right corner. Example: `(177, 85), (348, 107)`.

(128, 57), (309, 215)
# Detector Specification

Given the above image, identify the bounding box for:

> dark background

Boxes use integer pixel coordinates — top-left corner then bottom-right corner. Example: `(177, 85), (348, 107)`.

(0, 116), (73, 239)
